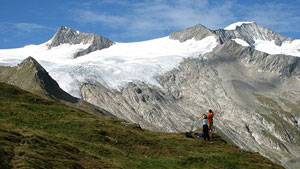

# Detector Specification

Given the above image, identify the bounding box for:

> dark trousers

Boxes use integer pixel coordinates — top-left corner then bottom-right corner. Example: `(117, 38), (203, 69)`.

(203, 124), (210, 141)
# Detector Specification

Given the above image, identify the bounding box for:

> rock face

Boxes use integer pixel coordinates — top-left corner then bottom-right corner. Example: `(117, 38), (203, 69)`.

(0, 57), (113, 117)
(211, 40), (300, 78)
(215, 22), (293, 46)
(169, 24), (217, 42)
(47, 26), (115, 58)
(81, 82), (201, 132)
(81, 24), (300, 169)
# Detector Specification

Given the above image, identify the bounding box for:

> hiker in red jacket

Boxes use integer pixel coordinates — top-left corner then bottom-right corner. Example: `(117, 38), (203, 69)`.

(207, 109), (214, 137)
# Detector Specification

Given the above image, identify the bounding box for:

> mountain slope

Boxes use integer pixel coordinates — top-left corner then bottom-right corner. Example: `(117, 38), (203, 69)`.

(0, 56), (76, 102)
(0, 82), (283, 169)
(0, 57), (113, 117)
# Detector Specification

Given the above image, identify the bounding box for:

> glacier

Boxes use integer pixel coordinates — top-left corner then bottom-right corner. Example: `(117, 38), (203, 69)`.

(0, 36), (218, 98)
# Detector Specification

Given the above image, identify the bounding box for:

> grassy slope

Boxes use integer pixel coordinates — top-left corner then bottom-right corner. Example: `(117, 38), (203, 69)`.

(0, 82), (283, 169)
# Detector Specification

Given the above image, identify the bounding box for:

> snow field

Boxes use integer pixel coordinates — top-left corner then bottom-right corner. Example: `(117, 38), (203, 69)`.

(0, 36), (218, 97)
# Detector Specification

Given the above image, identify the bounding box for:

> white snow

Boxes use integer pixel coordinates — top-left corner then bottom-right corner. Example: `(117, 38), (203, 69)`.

(254, 39), (300, 56)
(0, 36), (218, 98)
(232, 38), (300, 57)
(233, 39), (250, 47)
(224, 21), (254, 30)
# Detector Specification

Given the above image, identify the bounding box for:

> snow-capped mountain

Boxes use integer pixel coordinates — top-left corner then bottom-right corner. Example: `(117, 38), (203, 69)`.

(0, 27), (218, 97)
(48, 26), (114, 58)
(170, 21), (300, 56)
(222, 22), (300, 56)
(0, 22), (300, 169)
(0, 22), (299, 98)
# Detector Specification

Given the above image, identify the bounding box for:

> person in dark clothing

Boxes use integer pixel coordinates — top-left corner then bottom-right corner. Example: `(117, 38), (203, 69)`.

(202, 114), (210, 141)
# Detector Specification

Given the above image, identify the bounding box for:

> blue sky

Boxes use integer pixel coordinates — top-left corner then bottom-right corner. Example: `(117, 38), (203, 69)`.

(1, 0), (300, 49)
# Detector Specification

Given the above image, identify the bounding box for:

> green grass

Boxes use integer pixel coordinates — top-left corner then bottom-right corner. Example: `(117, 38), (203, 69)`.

(0, 82), (283, 169)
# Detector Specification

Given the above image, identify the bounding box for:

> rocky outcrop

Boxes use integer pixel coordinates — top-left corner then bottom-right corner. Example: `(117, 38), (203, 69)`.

(169, 24), (217, 42)
(47, 26), (115, 58)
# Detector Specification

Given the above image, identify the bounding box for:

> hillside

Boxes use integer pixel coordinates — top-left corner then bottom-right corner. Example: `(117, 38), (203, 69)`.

(0, 57), (113, 118)
(0, 82), (283, 169)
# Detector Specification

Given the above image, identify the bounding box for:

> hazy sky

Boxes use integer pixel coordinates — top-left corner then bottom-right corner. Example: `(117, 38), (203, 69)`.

(1, 0), (299, 48)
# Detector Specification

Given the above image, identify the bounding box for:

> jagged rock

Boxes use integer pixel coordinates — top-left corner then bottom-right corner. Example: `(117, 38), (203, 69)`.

(169, 24), (217, 42)
(215, 22), (293, 46)
(47, 26), (115, 58)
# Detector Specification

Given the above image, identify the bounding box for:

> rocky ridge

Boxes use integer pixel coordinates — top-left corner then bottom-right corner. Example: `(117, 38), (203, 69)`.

(47, 26), (115, 58)
(170, 22), (293, 46)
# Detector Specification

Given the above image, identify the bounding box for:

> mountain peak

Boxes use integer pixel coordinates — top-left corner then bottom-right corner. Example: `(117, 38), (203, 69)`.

(47, 26), (115, 58)
(59, 25), (71, 30)
(47, 26), (90, 48)
(169, 24), (215, 42)
(55, 26), (79, 34)
(224, 21), (255, 30)
(17, 56), (46, 73)
(7, 57), (78, 102)
(214, 22), (293, 46)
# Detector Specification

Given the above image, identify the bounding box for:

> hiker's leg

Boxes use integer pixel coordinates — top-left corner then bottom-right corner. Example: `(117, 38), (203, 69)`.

(203, 125), (208, 141)
(204, 132), (208, 141)
(209, 124), (213, 139)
